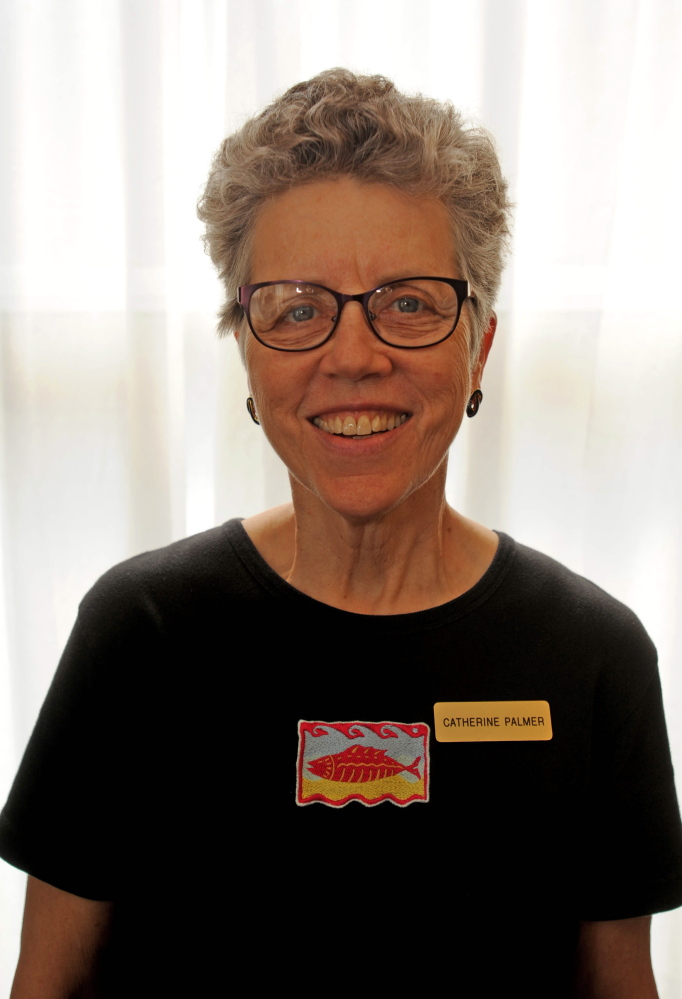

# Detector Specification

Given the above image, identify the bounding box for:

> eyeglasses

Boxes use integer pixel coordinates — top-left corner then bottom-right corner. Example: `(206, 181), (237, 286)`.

(238, 277), (473, 351)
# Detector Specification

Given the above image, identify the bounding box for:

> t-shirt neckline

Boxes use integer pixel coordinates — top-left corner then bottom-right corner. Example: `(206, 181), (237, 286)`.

(223, 518), (516, 634)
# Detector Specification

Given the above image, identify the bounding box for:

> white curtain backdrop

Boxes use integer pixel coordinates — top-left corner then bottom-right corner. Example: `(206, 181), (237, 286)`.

(1, 0), (681, 992)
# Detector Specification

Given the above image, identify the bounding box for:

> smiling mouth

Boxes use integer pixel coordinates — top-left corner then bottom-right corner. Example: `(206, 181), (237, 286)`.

(312, 410), (410, 438)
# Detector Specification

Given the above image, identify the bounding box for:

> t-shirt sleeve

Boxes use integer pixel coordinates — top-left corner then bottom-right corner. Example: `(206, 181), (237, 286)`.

(0, 616), (122, 901)
(578, 649), (682, 919)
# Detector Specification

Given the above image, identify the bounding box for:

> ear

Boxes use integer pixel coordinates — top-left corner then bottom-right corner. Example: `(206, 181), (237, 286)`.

(472, 312), (496, 385)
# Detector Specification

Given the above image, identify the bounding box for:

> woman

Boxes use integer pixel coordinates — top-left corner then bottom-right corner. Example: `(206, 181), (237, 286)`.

(2, 69), (681, 998)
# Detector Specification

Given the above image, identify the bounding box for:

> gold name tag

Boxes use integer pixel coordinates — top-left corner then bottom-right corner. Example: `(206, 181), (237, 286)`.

(433, 701), (553, 742)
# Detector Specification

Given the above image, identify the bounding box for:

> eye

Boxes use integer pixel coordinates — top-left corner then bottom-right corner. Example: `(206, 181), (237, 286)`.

(393, 296), (422, 314)
(287, 304), (316, 322)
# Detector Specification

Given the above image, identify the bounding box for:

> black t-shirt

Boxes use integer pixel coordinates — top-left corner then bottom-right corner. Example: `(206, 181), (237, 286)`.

(2, 520), (682, 996)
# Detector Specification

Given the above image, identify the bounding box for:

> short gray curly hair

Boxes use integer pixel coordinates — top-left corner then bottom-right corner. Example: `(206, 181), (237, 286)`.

(198, 68), (512, 358)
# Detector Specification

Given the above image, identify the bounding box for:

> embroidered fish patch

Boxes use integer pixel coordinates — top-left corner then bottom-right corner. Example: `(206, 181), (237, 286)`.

(307, 744), (422, 783)
(297, 720), (430, 808)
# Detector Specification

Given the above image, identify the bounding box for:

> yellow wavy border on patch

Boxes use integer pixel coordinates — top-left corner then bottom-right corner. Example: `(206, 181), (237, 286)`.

(301, 775), (424, 802)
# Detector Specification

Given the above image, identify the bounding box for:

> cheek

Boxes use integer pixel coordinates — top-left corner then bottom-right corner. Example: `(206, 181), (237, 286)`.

(246, 346), (314, 427)
(430, 341), (472, 405)
(245, 336), (279, 403)
(251, 374), (288, 428)
(415, 345), (472, 451)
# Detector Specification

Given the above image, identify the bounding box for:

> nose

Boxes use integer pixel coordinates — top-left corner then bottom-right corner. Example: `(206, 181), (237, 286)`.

(318, 301), (393, 381)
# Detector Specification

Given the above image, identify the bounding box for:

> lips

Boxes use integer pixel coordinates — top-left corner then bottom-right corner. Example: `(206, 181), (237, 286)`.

(312, 410), (410, 437)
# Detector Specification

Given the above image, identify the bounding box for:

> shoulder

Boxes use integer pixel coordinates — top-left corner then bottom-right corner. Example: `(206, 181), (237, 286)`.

(507, 537), (652, 643)
(85, 520), (235, 591)
(497, 536), (658, 704)
(76, 519), (254, 637)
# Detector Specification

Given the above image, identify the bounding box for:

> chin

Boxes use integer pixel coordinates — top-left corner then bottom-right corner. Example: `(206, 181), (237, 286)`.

(304, 475), (420, 523)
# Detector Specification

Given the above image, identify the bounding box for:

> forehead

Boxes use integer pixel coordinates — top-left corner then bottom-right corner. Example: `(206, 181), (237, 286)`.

(249, 176), (457, 287)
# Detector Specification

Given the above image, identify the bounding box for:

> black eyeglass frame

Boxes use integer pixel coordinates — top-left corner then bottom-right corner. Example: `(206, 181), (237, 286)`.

(237, 277), (474, 352)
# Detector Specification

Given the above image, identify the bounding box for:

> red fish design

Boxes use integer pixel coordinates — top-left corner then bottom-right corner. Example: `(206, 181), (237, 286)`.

(307, 744), (421, 783)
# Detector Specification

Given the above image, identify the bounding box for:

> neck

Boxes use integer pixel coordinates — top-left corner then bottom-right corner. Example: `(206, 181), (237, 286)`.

(244, 464), (498, 615)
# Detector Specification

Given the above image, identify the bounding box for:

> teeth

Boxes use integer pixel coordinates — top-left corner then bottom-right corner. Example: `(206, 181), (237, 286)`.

(313, 411), (409, 437)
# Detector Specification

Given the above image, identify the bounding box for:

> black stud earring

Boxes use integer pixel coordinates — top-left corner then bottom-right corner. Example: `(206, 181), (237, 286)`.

(246, 397), (260, 425)
(466, 389), (483, 418)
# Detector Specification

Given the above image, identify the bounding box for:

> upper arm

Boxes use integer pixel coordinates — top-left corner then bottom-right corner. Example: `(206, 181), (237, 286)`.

(11, 875), (113, 999)
(574, 916), (658, 999)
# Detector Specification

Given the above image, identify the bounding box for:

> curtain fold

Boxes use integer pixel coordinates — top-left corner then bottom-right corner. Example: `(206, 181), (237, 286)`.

(1, 0), (681, 993)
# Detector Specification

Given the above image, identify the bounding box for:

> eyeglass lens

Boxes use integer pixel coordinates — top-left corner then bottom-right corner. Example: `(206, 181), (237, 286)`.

(248, 280), (461, 350)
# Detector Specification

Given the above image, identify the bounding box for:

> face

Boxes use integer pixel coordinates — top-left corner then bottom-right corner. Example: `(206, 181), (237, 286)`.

(240, 176), (493, 522)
